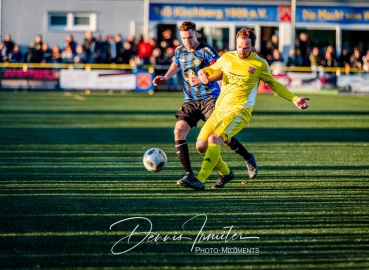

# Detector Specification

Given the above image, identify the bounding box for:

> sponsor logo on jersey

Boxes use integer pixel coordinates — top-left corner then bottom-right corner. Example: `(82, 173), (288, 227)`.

(248, 67), (255, 74)
(194, 58), (201, 66)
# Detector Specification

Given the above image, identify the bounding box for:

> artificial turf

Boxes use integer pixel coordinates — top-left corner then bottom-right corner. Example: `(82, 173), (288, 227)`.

(0, 91), (368, 269)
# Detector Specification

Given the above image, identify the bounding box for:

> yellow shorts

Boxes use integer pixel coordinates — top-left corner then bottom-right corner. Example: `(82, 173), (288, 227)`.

(197, 108), (252, 141)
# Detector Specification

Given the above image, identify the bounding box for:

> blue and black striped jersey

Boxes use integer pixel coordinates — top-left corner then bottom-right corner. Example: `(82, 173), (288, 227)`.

(174, 42), (221, 102)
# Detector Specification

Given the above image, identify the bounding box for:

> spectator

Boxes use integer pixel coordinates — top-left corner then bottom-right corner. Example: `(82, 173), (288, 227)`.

(162, 47), (178, 90)
(298, 32), (309, 66)
(286, 48), (302, 67)
(150, 47), (165, 67)
(30, 34), (43, 49)
(126, 34), (137, 56)
(265, 34), (279, 62)
(309, 47), (321, 68)
(118, 41), (135, 65)
(349, 47), (363, 69)
(3, 33), (15, 53)
(338, 48), (351, 67)
(137, 36), (154, 65)
(61, 45), (74, 63)
(61, 34), (77, 55)
(115, 33), (123, 61)
(50, 45), (62, 63)
(321, 48), (337, 68)
(24, 44), (43, 63)
(0, 42), (8, 62)
(41, 43), (52, 63)
(105, 35), (116, 63)
(92, 34), (107, 63)
(7, 44), (23, 63)
(73, 44), (89, 63)
(362, 49), (369, 72)
(83, 31), (96, 63)
(269, 48), (284, 65)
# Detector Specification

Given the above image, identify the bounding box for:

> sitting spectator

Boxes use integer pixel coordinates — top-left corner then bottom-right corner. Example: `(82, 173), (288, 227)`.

(362, 49), (369, 72)
(309, 47), (321, 68)
(41, 43), (52, 63)
(321, 49), (337, 68)
(350, 47), (363, 69)
(73, 44), (89, 63)
(150, 47), (164, 65)
(269, 49), (284, 65)
(50, 45), (62, 63)
(7, 44), (23, 63)
(24, 44), (43, 63)
(137, 36), (154, 65)
(338, 48), (351, 67)
(286, 48), (302, 67)
(61, 45), (74, 63)
(118, 41), (135, 66)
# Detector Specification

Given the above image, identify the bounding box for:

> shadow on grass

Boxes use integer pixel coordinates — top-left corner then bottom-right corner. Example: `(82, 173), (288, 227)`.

(1, 127), (368, 144)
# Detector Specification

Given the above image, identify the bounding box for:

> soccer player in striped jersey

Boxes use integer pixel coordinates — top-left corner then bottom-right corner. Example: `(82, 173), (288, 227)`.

(153, 21), (257, 184)
(178, 28), (310, 190)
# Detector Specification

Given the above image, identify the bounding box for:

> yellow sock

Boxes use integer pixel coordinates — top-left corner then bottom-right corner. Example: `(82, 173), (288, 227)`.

(199, 151), (230, 176)
(197, 144), (224, 183)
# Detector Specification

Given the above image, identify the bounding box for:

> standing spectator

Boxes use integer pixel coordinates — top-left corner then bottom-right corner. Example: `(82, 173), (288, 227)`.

(265, 34), (279, 62)
(50, 45), (62, 63)
(0, 42), (8, 62)
(137, 36), (154, 65)
(30, 34), (43, 49)
(73, 44), (89, 63)
(92, 34), (107, 63)
(309, 47), (322, 78)
(41, 43), (52, 63)
(115, 34), (123, 61)
(24, 44), (42, 63)
(321, 48), (337, 68)
(126, 35), (137, 56)
(118, 41), (135, 65)
(362, 49), (369, 72)
(298, 32), (309, 66)
(104, 35), (116, 63)
(61, 34), (77, 55)
(349, 47), (363, 69)
(83, 31), (96, 63)
(3, 34), (15, 53)
(286, 48), (302, 67)
(7, 44), (23, 63)
(61, 45), (74, 63)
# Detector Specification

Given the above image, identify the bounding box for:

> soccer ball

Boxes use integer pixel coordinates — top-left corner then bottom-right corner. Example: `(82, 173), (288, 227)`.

(143, 148), (167, 172)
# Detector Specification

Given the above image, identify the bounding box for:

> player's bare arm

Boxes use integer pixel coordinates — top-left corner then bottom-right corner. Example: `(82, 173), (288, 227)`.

(152, 62), (181, 86)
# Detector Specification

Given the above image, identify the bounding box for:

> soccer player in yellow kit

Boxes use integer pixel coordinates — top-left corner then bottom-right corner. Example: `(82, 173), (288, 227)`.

(178, 28), (310, 190)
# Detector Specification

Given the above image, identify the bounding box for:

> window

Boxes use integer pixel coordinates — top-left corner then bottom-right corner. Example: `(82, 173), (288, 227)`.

(48, 12), (96, 31)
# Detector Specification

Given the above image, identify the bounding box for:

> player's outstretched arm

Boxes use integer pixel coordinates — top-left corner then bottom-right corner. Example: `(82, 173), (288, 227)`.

(153, 62), (181, 86)
(293, 97), (310, 110)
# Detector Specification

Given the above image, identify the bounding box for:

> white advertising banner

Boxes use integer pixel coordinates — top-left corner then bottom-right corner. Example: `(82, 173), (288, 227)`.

(60, 70), (136, 90)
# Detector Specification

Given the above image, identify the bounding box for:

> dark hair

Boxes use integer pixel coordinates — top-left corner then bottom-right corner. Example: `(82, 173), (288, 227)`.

(236, 28), (256, 47)
(179, 21), (197, 32)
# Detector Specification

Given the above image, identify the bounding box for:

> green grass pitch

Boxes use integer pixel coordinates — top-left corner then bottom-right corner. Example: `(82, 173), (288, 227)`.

(0, 91), (368, 269)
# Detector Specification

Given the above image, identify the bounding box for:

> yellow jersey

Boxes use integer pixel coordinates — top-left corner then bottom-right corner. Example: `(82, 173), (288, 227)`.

(201, 51), (298, 112)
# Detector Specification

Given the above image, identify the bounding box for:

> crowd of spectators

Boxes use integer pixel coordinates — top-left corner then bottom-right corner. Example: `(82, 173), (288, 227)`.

(1, 31), (369, 73)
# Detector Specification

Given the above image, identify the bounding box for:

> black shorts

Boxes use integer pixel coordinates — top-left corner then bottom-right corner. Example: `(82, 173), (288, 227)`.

(175, 99), (217, 128)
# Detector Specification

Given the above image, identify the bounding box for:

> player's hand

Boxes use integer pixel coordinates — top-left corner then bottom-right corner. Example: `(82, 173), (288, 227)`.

(198, 70), (209, 84)
(294, 97), (310, 110)
(152, 76), (166, 86)
(188, 74), (200, 86)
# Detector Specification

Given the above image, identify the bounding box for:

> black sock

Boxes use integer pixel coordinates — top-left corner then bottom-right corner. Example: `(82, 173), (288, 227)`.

(227, 137), (252, 160)
(175, 140), (192, 173)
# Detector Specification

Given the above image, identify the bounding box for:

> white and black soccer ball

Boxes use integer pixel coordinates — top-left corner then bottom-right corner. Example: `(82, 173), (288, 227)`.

(143, 148), (167, 172)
